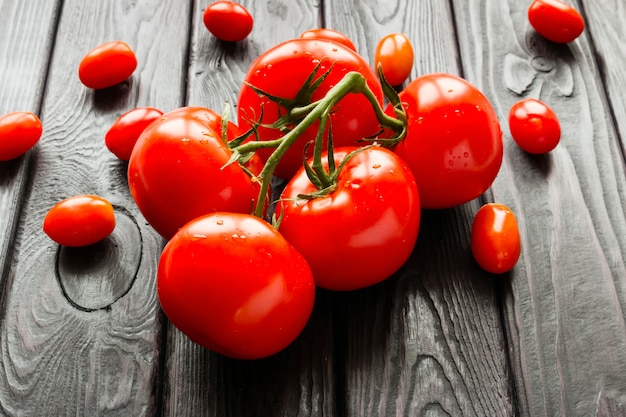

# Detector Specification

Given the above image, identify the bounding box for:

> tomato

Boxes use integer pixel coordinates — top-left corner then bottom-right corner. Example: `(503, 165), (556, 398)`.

(527, 0), (584, 43)
(508, 98), (560, 154)
(43, 195), (116, 247)
(105, 107), (163, 160)
(203, 1), (253, 42)
(237, 38), (384, 179)
(299, 28), (357, 52)
(78, 41), (137, 89)
(0, 111), (43, 161)
(128, 107), (262, 240)
(276, 146), (420, 291)
(471, 203), (521, 274)
(157, 212), (315, 359)
(387, 73), (503, 209)
(374, 33), (414, 86)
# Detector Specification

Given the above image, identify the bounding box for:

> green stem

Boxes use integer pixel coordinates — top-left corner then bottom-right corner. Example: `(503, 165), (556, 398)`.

(246, 71), (368, 217)
(233, 70), (407, 218)
(360, 84), (405, 133)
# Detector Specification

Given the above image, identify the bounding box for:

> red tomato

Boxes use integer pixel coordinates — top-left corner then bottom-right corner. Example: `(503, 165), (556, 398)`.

(43, 195), (116, 247)
(78, 41), (137, 89)
(157, 212), (315, 359)
(203, 1), (253, 42)
(0, 111), (43, 161)
(237, 38), (384, 179)
(528, 0), (584, 43)
(388, 73), (503, 209)
(374, 33), (414, 86)
(508, 98), (560, 154)
(276, 146), (420, 291)
(105, 107), (163, 160)
(471, 203), (521, 274)
(299, 28), (357, 52)
(128, 107), (262, 240)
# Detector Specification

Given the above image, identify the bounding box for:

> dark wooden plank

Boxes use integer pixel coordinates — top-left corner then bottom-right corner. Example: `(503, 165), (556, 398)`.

(0, 0), (191, 415)
(161, 1), (336, 416)
(326, 1), (514, 415)
(0, 0), (61, 299)
(450, 0), (626, 415)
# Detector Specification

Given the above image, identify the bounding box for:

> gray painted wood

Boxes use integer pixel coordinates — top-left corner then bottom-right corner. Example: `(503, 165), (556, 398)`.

(0, 0), (625, 416)
(325, 1), (513, 415)
(160, 1), (335, 416)
(450, 0), (626, 415)
(0, 0), (190, 414)
(0, 0), (61, 300)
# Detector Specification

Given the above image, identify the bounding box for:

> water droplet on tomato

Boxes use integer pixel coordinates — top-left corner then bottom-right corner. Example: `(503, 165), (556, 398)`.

(181, 137), (190, 143)
(448, 160), (454, 166)
(216, 220), (224, 225)
(372, 164), (381, 169)
(464, 152), (469, 158)
(191, 234), (207, 241)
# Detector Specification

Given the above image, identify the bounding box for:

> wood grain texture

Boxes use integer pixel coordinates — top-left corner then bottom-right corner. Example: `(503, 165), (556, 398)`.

(0, 0), (191, 415)
(326, 1), (513, 415)
(450, 0), (626, 415)
(161, 1), (336, 416)
(0, 0), (61, 303)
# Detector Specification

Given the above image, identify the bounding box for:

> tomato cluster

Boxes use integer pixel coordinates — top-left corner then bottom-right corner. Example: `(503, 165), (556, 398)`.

(26, 2), (572, 359)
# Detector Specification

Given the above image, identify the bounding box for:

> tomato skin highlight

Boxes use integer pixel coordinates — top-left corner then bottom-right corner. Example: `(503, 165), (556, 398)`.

(43, 195), (116, 247)
(105, 107), (163, 160)
(374, 33), (414, 86)
(528, 0), (584, 43)
(299, 28), (357, 52)
(128, 106), (262, 240)
(203, 1), (253, 42)
(277, 146), (420, 291)
(0, 111), (43, 161)
(388, 73), (503, 209)
(78, 41), (138, 89)
(237, 38), (384, 179)
(157, 212), (315, 360)
(508, 98), (561, 154)
(471, 203), (521, 274)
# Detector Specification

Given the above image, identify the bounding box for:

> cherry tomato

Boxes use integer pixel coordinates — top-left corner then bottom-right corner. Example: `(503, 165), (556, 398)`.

(0, 111), (43, 161)
(374, 33), (414, 86)
(387, 73), (503, 209)
(43, 195), (116, 247)
(508, 98), (560, 154)
(471, 203), (521, 274)
(299, 28), (357, 52)
(203, 1), (253, 42)
(237, 38), (384, 179)
(157, 212), (315, 359)
(105, 107), (163, 160)
(78, 41), (137, 89)
(527, 0), (584, 43)
(128, 107), (262, 240)
(276, 146), (420, 291)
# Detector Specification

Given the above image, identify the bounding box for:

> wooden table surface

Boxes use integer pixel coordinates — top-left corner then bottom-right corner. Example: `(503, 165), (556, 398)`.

(1, 0), (625, 416)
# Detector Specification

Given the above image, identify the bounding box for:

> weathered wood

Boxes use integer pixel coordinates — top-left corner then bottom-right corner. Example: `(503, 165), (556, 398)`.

(0, 0), (61, 300)
(160, 1), (336, 416)
(0, 0), (191, 415)
(326, 1), (513, 415)
(450, 0), (626, 415)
